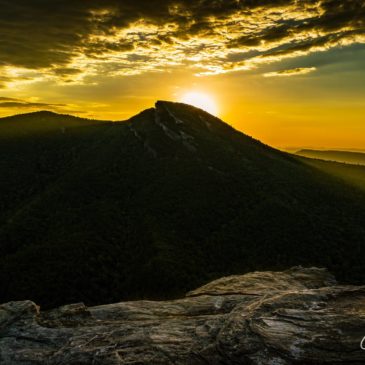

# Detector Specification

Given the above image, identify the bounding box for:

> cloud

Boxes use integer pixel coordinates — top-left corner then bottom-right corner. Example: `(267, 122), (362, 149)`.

(264, 67), (317, 77)
(0, 101), (65, 108)
(0, 96), (91, 116)
(0, 0), (364, 80)
(0, 96), (72, 113)
(0, 97), (21, 101)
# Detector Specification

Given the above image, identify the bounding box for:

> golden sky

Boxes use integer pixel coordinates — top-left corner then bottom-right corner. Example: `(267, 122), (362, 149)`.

(0, 0), (364, 149)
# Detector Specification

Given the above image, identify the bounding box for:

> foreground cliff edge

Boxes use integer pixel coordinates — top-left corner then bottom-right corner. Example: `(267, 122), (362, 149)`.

(1, 267), (364, 364)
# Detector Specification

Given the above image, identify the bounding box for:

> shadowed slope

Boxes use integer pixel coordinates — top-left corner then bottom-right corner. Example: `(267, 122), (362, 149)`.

(0, 102), (364, 308)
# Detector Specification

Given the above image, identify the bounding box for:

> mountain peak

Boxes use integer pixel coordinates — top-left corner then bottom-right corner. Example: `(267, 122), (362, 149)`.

(155, 100), (189, 109)
(155, 100), (171, 108)
(154, 100), (215, 118)
(151, 100), (229, 132)
(125, 99), (278, 163)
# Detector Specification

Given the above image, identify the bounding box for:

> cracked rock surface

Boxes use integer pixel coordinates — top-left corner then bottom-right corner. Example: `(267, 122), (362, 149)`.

(0, 267), (364, 364)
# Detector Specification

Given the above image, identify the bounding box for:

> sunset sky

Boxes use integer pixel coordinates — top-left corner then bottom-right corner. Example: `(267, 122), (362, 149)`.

(0, 0), (364, 148)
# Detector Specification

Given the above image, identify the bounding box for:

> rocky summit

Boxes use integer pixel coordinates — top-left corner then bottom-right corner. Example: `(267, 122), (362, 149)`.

(0, 267), (364, 364)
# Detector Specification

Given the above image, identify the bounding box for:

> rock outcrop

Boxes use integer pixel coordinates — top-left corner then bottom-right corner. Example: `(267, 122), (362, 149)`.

(0, 267), (364, 364)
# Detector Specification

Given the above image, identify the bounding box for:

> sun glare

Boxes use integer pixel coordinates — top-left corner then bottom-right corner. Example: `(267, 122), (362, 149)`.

(180, 92), (218, 116)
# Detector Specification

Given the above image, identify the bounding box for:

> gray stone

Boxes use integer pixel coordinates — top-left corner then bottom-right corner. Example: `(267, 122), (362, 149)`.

(0, 267), (364, 364)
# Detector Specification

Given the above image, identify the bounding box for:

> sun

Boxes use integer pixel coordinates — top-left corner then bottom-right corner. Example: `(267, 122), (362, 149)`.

(180, 91), (218, 116)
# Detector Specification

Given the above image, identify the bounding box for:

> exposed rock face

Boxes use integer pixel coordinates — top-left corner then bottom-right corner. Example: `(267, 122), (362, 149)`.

(0, 267), (364, 364)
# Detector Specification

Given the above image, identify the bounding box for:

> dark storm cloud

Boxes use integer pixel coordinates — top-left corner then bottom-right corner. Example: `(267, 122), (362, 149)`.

(0, 0), (364, 76)
(227, 1), (365, 49)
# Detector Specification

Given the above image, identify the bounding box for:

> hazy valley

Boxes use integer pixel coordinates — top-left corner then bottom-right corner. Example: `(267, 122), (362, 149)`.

(296, 149), (365, 165)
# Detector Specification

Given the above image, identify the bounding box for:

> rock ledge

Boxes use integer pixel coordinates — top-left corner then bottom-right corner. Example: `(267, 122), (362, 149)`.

(1, 267), (364, 364)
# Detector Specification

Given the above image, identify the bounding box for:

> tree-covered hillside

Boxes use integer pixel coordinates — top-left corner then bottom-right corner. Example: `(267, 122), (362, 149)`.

(0, 102), (364, 308)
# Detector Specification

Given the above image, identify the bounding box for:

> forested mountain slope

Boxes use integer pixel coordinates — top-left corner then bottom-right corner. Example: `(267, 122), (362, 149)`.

(1, 102), (364, 308)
